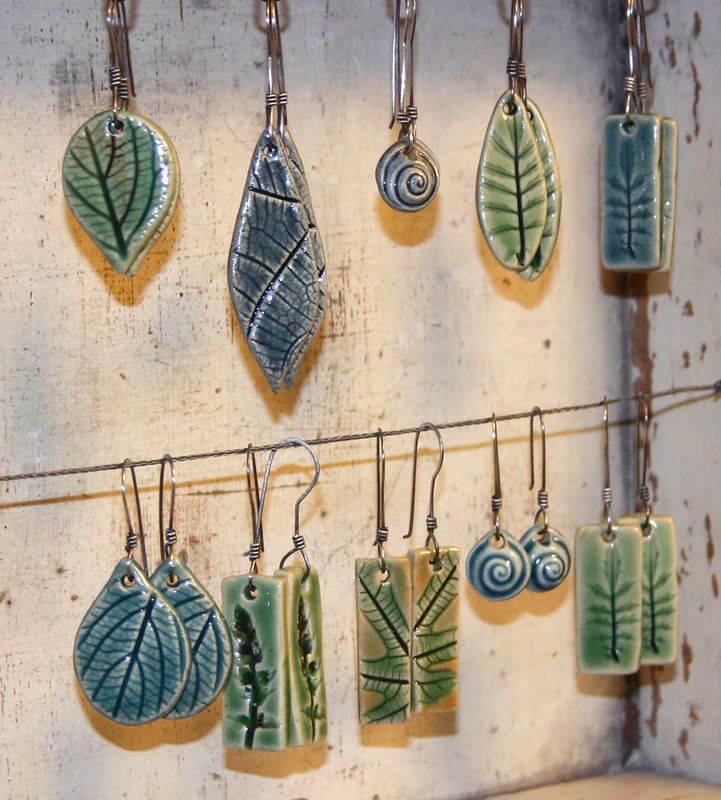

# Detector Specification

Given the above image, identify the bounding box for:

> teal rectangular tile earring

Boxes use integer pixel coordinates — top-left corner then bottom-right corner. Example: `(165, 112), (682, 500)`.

(476, 0), (561, 280)
(62, 1), (179, 277)
(601, 0), (676, 272)
(576, 401), (643, 674)
(405, 425), (459, 714)
(616, 399), (678, 665)
(356, 431), (412, 725)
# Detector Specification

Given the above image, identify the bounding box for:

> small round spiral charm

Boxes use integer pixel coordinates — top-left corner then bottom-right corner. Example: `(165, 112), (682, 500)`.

(520, 525), (571, 592)
(466, 530), (531, 601)
(375, 138), (440, 212)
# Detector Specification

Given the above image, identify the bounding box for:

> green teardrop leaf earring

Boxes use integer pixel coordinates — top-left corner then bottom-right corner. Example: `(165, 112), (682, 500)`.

(62, 0), (180, 277)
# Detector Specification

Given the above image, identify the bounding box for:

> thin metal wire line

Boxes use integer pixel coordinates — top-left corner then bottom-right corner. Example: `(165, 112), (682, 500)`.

(1, 379), (719, 484)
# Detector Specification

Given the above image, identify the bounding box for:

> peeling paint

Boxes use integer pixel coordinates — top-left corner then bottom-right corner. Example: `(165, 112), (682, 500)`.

(679, 728), (690, 760)
(645, 667), (662, 738)
(681, 636), (693, 683)
(705, 514), (714, 563)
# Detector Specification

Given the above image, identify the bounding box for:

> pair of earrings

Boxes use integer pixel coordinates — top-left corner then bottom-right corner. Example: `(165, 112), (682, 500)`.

(356, 425), (459, 725)
(476, 0), (562, 281)
(222, 440), (327, 750)
(63, 1), (180, 277)
(466, 411), (571, 600)
(602, 0), (677, 272)
(74, 458), (232, 724)
(576, 400), (678, 674)
(227, 0), (326, 393)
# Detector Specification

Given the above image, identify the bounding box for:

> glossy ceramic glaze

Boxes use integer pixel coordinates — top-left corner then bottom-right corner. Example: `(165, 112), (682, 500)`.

(575, 524), (643, 674)
(466, 529), (531, 601)
(73, 557), (191, 725)
(276, 565), (328, 745)
(520, 524), (571, 592)
(660, 117), (678, 273)
(601, 114), (663, 271)
(617, 515), (678, 665)
(375, 137), (440, 212)
(355, 557), (412, 725)
(222, 573), (289, 750)
(409, 547), (459, 714)
(227, 127), (325, 392)
(150, 558), (232, 719)
(63, 110), (179, 277)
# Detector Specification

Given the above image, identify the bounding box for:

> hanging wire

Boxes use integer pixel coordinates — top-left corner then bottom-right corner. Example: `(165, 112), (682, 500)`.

(0, 380), (719, 484)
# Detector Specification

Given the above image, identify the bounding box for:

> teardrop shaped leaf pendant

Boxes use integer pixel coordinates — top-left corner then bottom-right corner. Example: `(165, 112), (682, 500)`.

(63, 111), (180, 277)
(228, 128), (326, 392)
(375, 138), (440, 212)
(476, 91), (548, 271)
(150, 559), (233, 719)
(74, 558), (191, 725)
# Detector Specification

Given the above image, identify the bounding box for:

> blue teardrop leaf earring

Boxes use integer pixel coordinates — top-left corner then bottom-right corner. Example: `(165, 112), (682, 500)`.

(466, 415), (531, 600)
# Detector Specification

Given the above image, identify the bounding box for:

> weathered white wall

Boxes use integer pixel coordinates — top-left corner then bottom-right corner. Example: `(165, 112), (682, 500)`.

(624, 2), (721, 783)
(1, 1), (713, 799)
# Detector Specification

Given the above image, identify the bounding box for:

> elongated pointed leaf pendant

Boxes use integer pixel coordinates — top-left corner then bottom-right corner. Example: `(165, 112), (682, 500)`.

(63, 111), (180, 277)
(228, 128), (325, 392)
(518, 99), (562, 281)
(150, 559), (232, 719)
(74, 558), (191, 725)
(476, 91), (547, 270)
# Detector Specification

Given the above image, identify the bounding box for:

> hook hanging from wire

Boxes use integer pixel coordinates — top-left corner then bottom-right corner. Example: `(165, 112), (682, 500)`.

(637, 397), (652, 528)
(120, 457), (147, 575)
(264, 0), (287, 132)
(106, 0), (135, 113)
(405, 422), (444, 564)
(390, 0), (418, 137)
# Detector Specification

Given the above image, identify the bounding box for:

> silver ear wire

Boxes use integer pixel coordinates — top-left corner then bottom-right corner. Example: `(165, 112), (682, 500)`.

(529, 407), (550, 535)
(406, 422), (444, 565)
(120, 458), (147, 577)
(106, 0), (135, 114)
(264, 0), (287, 132)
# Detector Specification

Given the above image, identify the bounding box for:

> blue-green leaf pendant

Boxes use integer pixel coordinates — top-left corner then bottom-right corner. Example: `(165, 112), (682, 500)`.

(519, 525), (571, 591)
(74, 558), (191, 725)
(466, 530), (531, 600)
(228, 127), (326, 392)
(150, 559), (232, 719)
(63, 111), (180, 277)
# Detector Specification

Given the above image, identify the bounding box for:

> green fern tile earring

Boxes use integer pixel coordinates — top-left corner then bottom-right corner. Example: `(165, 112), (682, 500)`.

(356, 431), (412, 725)
(404, 425), (459, 714)
(62, 0), (179, 277)
(576, 401), (643, 674)
(74, 461), (191, 725)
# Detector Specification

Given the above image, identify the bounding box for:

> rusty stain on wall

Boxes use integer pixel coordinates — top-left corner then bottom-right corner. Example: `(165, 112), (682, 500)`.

(681, 636), (693, 683)
(704, 514), (714, 564)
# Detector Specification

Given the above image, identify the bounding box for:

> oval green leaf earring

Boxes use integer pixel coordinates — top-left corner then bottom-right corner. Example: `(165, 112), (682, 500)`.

(62, 0), (180, 277)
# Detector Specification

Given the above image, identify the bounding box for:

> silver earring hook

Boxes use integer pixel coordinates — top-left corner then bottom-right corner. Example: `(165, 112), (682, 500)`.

(491, 415), (504, 540)
(374, 429), (389, 576)
(635, 0), (653, 113)
(106, 0), (135, 115)
(529, 407), (549, 532)
(264, 0), (287, 133)
(637, 397), (652, 528)
(507, 0), (526, 102)
(120, 458), (147, 575)
(158, 454), (177, 561)
(624, 0), (641, 119)
(405, 422), (444, 565)
(243, 444), (263, 580)
(602, 399), (614, 539)
(390, 0), (418, 143)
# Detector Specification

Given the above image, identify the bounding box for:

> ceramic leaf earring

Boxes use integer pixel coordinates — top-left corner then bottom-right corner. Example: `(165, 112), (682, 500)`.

(375, 0), (440, 212)
(519, 408), (571, 591)
(223, 440), (327, 750)
(404, 423), (459, 714)
(576, 401), (644, 674)
(148, 455), (233, 719)
(602, 0), (677, 272)
(228, 0), (326, 393)
(356, 430), (412, 725)
(466, 415), (531, 600)
(616, 399), (678, 665)
(62, 0), (180, 277)
(74, 460), (191, 725)
(476, 0), (561, 279)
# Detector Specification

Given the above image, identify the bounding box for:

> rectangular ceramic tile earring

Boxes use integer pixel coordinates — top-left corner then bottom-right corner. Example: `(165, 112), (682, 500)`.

(355, 557), (412, 725)
(409, 547), (459, 714)
(276, 564), (328, 746)
(222, 574), (289, 750)
(602, 114), (663, 271)
(576, 524), (643, 674)
(659, 118), (678, 272)
(617, 515), (678, 664)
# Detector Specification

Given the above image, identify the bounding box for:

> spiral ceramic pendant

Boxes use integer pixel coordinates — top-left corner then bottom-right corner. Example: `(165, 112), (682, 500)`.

(519, 525), (571, 592)
(466, 530), (531, 601)
(74, 558), (191, 725)
(63, 110), (180, 277)
(150, 559), (232, 719)
(375, 137), (440, 212)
